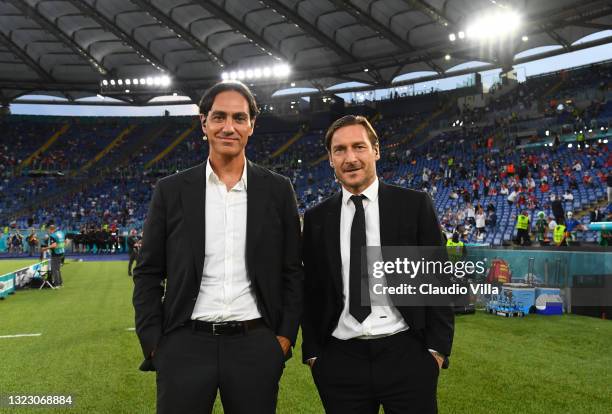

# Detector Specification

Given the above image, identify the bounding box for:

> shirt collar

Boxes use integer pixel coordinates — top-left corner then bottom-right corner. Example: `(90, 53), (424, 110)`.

(205, 157), (248, 190)
(341, 178), (379, 206)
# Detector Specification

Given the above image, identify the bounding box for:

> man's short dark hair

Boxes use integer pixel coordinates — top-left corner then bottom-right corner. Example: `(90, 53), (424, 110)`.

(198, 80), (260, 120)
(324, 115), (379, 151)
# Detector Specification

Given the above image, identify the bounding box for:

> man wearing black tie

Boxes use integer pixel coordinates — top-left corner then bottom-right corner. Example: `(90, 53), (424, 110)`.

(133, 81), (302, 413)
(302, 115), (454, 414)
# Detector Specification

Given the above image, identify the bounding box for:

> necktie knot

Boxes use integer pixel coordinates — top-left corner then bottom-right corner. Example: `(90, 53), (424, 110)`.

(350, 194), (366, 210)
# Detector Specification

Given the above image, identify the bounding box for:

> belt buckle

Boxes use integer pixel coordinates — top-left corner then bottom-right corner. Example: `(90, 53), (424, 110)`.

(212, 322), (226, 336)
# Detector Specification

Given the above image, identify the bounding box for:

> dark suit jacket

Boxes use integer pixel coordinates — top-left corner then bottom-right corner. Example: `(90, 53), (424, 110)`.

(133, 160), (303, 371)
(301, 181), (454, 365)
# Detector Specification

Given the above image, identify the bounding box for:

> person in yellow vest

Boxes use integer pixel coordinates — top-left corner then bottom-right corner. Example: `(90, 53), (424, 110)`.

(553, 222), (567, 246)
(576, 132), (585, 149)
(515, 210), (530, 246)
(446, 232), (464, 262)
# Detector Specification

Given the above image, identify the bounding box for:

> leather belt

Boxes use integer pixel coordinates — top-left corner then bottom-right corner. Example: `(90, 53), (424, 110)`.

(189, 318), (266, 336)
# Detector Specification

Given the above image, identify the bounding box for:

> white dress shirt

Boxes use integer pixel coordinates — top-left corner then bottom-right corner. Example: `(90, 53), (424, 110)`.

(332, 178), (409, 340)
(190, 158), (261, 322)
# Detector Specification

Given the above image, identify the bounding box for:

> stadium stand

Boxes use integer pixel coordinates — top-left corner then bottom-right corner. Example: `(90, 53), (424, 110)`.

(1, 61), (611, 254)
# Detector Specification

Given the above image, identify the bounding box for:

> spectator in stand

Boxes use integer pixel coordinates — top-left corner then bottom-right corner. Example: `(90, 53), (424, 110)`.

(507, 188), (518, 206)
(466, 202), (476, 226)
(475, 206), (486, 240)
(582, 173), (594, 189)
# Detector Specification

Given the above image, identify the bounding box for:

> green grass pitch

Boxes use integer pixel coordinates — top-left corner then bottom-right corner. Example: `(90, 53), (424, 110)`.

(0, 259), (611, 413)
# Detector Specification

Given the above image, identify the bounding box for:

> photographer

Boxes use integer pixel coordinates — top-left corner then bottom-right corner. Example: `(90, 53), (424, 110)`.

(26, 229), (38, 256)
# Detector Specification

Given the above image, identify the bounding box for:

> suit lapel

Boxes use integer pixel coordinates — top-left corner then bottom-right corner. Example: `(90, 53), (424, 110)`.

(378, 180), (397, 246)
(324, 192), (343, 296)
(181, 163), (206, 285)
(246, 160), (267, 281)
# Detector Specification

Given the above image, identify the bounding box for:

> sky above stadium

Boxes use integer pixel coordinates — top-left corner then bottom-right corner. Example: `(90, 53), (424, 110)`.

(9, 30), (612, 117)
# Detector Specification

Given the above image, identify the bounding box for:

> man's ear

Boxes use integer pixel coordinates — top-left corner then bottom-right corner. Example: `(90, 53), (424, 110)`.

(249, 116), (257, 135)
(374, 144), (381, 160)
(199, 114), (207, 134)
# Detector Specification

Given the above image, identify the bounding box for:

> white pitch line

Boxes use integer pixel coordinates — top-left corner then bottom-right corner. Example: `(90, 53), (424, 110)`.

(0, 333), (42, 339)
(125, 327), (135, 331)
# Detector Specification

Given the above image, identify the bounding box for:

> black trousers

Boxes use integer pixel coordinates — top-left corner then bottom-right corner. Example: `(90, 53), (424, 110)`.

(154, 324), (285, 414)
(311, 330), (439, 414)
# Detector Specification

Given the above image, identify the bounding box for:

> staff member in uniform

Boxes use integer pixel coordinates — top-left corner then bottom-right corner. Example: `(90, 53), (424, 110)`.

(42, 224), (65, 287)
(515, 210), (530, 246)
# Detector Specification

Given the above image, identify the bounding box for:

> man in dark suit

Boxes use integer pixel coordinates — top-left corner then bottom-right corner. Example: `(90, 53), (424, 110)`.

(302, 115), (454, 414)
(133, 81), (302, 414)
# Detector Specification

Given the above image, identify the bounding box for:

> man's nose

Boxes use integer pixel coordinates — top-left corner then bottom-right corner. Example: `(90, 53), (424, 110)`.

(221, 118), (236, 133)
(345, 148), (358, 162)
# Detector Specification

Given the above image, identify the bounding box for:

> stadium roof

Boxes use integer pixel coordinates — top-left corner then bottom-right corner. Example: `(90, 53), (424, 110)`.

(0, 0), (611, 106)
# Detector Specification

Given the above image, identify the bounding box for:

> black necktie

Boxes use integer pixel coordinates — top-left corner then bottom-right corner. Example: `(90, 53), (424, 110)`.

(349, 194), (371, 323)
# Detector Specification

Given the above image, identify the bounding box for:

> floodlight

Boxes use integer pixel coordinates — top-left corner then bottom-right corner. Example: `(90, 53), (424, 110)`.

(118, 79), (123, 85)
(102, 80), (108, 86)
(458, 31), (465, 39)
(110, 79), (116, 85)
(263, 67), (272, 77)
(161, 76), (171, 86)
(445, 54), (451, 60)
(125, 79), (131, 85)
(466, 10), (521, 40)
(449, 33), (456, 41)
(146, 77), (153, 85)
